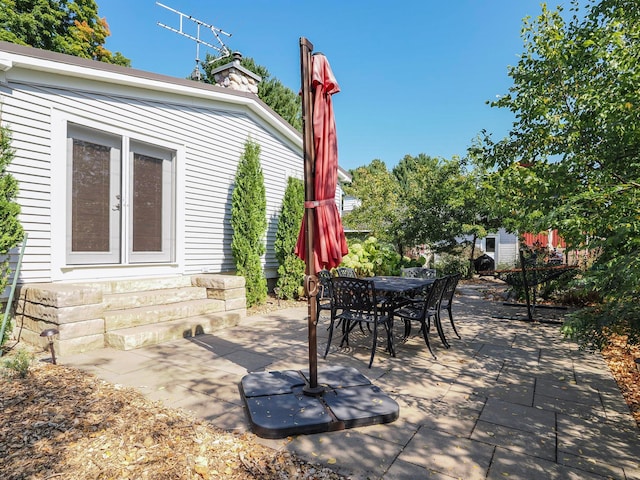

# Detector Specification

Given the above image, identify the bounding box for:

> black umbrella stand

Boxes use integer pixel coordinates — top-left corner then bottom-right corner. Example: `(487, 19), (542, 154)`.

(237, 38), (398, 439)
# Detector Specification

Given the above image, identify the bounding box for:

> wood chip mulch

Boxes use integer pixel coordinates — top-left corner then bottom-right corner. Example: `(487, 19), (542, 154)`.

(0, 363), (348, 480)
(601, 333), (640, 426)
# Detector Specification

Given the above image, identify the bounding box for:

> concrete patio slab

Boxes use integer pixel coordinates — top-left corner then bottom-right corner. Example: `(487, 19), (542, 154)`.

(59, 280), (640, 479)
(400, 426), (495, 480)
(487, 448), (609, 480)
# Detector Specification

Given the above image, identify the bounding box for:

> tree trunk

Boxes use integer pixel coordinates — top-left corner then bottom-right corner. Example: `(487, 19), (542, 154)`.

(468, 234), (477, 279)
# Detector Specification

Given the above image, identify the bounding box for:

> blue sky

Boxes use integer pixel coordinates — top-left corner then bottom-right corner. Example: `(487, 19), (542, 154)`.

(98, 1), (562, 171)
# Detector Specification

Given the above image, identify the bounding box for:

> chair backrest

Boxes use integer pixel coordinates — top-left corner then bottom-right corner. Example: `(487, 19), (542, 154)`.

(440, 273), (461, 308)
(317, 269), (333, 300)
(424, 276), (448, 311)
(331, 277), (377, 312)
(402, 277), (447, 321)
(422, 268), (437, 279)
(401, 267), (437, 279)
(336, 266), (357, 278)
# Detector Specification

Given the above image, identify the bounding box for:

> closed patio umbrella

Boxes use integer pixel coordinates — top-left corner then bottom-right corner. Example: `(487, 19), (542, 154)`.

(295, 38), (348, 393)
(238, 41), (397, 438)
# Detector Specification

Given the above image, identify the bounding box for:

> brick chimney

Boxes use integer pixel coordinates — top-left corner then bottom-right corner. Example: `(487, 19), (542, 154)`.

(210, 52), (261, 95)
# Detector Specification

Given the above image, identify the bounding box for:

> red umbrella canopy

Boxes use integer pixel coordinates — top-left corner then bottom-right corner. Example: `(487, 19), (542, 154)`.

(295, 53), (348, 273)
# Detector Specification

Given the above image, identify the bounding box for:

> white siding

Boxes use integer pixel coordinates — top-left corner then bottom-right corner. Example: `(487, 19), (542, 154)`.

(0, 84), (53, 284)
(335, 184), (343, 216)
(342, 196), (361, 214)
(496, 229), (519, 267)
(0, 60), (302, 284)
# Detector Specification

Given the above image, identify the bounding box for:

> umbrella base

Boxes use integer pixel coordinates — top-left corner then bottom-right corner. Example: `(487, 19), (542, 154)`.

(239, 365), (399, 439)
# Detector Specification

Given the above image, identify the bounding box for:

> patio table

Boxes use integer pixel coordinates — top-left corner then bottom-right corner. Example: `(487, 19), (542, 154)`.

(368, 276), (436, 355)
(369, 275), (435, 295)
(369, 275), (435, 314)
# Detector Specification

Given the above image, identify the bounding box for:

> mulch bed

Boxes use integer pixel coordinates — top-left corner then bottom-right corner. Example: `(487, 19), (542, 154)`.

(601, 334), (640, 425)
(0, 363), (347, 480)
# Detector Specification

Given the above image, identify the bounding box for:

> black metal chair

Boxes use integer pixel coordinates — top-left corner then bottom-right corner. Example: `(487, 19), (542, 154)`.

(393, 276), (448, 359)
(335, 266), (357, 278)
(324, 277), (392, 368)
(438, 273), (462, 340)
(315, 269), (333, 325)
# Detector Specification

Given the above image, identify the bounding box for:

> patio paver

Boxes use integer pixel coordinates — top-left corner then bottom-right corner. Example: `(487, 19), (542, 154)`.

(61, 281), (640, 479)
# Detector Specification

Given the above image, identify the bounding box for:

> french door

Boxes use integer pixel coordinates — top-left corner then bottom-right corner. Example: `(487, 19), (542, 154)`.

(66, 125), (174, 265)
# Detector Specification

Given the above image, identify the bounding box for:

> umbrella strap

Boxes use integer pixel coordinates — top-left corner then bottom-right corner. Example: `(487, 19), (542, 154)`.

(304, 199), (334, 208)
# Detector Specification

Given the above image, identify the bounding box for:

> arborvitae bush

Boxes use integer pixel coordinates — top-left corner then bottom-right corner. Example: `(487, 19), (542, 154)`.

(274, 177), (305, 299)
(231, 139), (267, 307)
(0, 118), (24, 348)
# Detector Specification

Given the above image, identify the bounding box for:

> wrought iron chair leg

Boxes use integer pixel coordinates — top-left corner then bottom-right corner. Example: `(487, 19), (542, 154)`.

(358, 321), (369, 334)
(403, 319), (411, 338)
(324, 317), (336, 359)
(434, 312), (450, 349)
(448, 308), (461, 339)
(420, 319), (437, 359)
(368, 323), (378, 368)
(340, 319), (356, 347)
(385, 321), (396, 357)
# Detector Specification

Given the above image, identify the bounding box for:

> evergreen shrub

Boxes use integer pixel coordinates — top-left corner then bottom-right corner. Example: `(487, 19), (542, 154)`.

(231, 139), (267, 307)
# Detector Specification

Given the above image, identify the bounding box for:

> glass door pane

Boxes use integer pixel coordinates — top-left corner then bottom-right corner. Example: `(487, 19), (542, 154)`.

(132, 153), (163, 252)
(67, 127), (121, 264)
(128, 143), (173, 263)
(72, 140), (111, 251)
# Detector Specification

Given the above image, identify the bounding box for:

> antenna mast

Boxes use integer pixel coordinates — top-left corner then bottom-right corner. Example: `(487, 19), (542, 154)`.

(156, 2), (232, 81)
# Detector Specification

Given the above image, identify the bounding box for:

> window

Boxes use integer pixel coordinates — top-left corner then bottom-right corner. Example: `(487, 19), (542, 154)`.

(66, 125), (175, 265)
(486, 237), (496, 253)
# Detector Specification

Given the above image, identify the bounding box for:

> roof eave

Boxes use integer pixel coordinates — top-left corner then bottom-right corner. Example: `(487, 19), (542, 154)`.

(0, 41), (301, 147)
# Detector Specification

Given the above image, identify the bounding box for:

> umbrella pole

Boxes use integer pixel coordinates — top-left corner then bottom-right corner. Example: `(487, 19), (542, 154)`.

(300, 37), (322, 396)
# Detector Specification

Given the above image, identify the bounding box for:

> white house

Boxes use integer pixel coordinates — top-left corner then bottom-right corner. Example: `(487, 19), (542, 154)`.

(0, 41), (312, 354)
(336, 167), (352, 214)
(473, 229), (520, 269)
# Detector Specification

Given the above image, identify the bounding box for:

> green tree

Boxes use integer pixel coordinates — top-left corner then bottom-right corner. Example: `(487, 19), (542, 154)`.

(474, 0), (640, 348)
(0, 117), (24, 347)
(458, 156), (509, 274)
(392, 154), (473, 252)
(274, 177), (305, 299)
(0, 0), (130, 66)
(231, 139), (267, 307)
(344, 155), (501, 263)
(203, 54), (301, 131)
(342, 159), (406, 253)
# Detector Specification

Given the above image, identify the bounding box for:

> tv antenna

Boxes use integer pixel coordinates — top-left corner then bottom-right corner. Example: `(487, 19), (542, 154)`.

(156, 2), (232, 81)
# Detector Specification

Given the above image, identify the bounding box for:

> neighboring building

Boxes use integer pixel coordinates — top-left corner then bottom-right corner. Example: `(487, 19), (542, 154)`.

(0, 41), (310, 354)
(341, 194), (360, 215)
(340, 187), (373, 238)
(521, 230), (566, 250)
(336, 167), (352, 216)
(470, 228), (571, 270)
(475, 229), (520, 268)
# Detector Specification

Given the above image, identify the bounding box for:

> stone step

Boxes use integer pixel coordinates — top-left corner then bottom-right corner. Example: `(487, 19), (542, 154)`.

(104, 286), (208, 311)
(104, 298), (226, 332)
(91, 276), (194, 295)
(105, 312), (242, 350)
